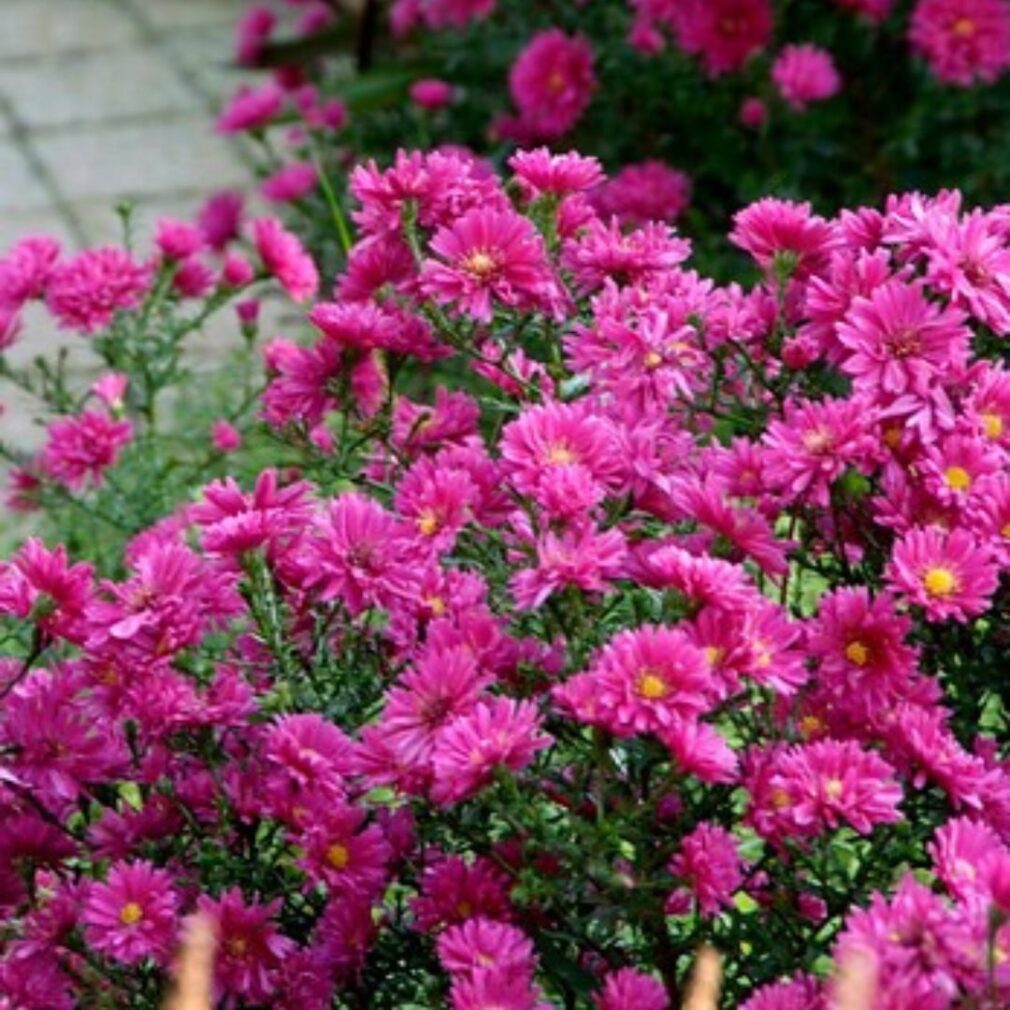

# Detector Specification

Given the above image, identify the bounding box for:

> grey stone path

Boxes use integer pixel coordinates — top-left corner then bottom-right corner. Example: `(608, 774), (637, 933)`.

(0, 0), (258, 451)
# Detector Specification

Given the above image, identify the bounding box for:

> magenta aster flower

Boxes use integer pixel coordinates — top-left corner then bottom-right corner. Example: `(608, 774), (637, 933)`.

(738, 973), (824, 1010)
(508, 29), (596, 140)
(450, 967), (548, 1010)
(40, 411), (134, 490)
(410, 853), (514, 933)
(82, 861), (179, 965)
(430, 697), (551, 804)
(508, 148), (604, 200)
(216, 82), (283, 132)
(251, 216), (319, 302)
(197, 888), (296, 1006)
(887, 525), (998, 622)
(298, 803), (392, 898)
(837, 279), (971, 397)
(673, 0), (773, 76)
(594, 967), (670, 1010)
(730, 198), (838, 279)
(419, 207), (561, 322)
(591, 160), (692, 225)
(436, 917), (536, 978)
(909, 0), (1010, 86)
(771, 44), (842, 110)
(45, 247), (151, 333)
(667, 821), (744, 918)
(555, 625), (712, 737)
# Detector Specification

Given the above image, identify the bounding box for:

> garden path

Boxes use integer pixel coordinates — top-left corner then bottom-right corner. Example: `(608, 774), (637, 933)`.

(0, 0), (256, 450)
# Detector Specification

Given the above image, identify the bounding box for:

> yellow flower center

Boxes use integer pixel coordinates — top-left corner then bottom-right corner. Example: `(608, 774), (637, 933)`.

(226, 936), (248, 957)
(923, 566), (957, 597)
(456, 900), (472, 918)
(845, 640), (869, 666)
(823, 777), (844, 799)
(327, 843), (351, 870)
(417, 509), (440, 536)
(982, 412), (1004, 439)
(799, 714), (823, 739)
(547, 70), (566, 93)
(882, 425), (903, 449)
(119, 902), (143, 926)
(943, 466), (972, 492)
(1001, 523), (1010, 539)
(545, 442), (578, 465)
(703, 645), (725, 667)
(770, 786), (791, 809)
(952, 16), (976, 37)
(424, 594), (447, 617)
(643, 350), (663, 370)
(636, 670), (668, 700)
(802, 427), (834, 454)
(463, 249), (498, 279)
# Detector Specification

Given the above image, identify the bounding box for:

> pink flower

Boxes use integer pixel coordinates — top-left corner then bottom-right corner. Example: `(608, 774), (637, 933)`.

(771, 45), (842, 110)
(419, 0), (495, 29)
(837, 279), (971, 397)
(508, 29), (596, 140)
(674, 0), (773, 76)
(410, 78), (455, 109)
(591, 160), (692, 225)
(198, 189), (244, 250)
(0, 234), (61, 307)
(420, 207), (562, 322)
(449, 968), (548, 1010)
(739, 96), (768, 127)
(509, 148), (604, 199)
(886, 525), (998, 622)
(41, 411), (134, 489)
(762, 396), (878, 506)
(594, 968), (670, 1010)
(82, 861), (178, 965)
(730, 198), (838, 279)
(510, 526), (627, 609)
(667, 822), (744, 918)
(430, 697), (551, 804)
(91, 372), (128, 411)
(45, 247), (151, 333)
(197, 889), (296, 1006)
(299, 493), (420, 615)
(909, 0), (1010, 85)
(211, 419), (242, 453)
(298, 804), (392, 897)
(437, 917), (536, 978)
(554, 625), (712, 737)
(234, 4), (276, 65)
(410, 853), (514, 932)
(739, 974), (824, 1010)
(747, 740), (903, 839)
(261, 161), (318, 203)
(155, 218), (204, 260)
(251, 217), (319, 302)
(216, 82), (284, 132)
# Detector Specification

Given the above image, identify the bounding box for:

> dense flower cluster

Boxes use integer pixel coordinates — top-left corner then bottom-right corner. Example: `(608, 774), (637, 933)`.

(218, 0), (1010, 262)
(4, 149), (1010, 1009)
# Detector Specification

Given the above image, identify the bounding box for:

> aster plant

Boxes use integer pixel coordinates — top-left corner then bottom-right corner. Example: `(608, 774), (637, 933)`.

(5, 149), (1010, 1010)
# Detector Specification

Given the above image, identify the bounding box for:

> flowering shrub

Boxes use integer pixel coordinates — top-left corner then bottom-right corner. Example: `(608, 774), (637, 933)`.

(221, 0), (1010, 267)
(5, 147), (1010, 1009)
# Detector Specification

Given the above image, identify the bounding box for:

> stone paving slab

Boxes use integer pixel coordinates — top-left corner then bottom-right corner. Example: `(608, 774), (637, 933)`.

(0, 140), (52, 211)
(0, 0), (142, 61)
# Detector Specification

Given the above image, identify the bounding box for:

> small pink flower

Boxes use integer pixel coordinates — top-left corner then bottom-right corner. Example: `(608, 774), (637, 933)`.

(211, 420), (242, 453)
(909, 0), (1010, 85)
(155, 218), (204, 260)
(410, 78), (455, 110)
(674, 0), (773, 76)
(252, 217), (319, 302)
(887, 525), (998, 622)
(82, 861), (178, 965)
(91, 372), (128, 411)
(508, 29), (596, 140)
(41, 411), (133, 489)
(739, 96), (768, 127)
(594, 968), (669, 1010)
(216, 82), (284, 133)
(771, 44), (842, 110)
(261, 161), (318, 203)
(45, 247), (152, 334)
(591, 160), (692, 225)
(667, 822), (744, 917)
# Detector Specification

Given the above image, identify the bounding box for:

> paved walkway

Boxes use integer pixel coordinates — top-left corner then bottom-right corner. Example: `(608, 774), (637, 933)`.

(0, 0), (256, 451)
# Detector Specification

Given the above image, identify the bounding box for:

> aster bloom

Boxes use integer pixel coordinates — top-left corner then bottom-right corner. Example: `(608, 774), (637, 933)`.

(0, 234), (61, 307)
(419, 0), (495, 29)
(82, 861), (179, 965)
(594, 968), (670, 1010)
(929, 816), (1006, 902)
(41, 411), (133, 489)
(419, 207), (562, 323)
(771, 45), (842, 110)
(909, 0), (1010, 85)
(738, 974), (825, 1010)
(197, 890), (296, 1006)
(554, 625), (712, 737)
(45, 247), (151, 333)
(730, 198), (838, 279)
(216, 82), (284, 132)
(436, 917), (536, 978)
(837, 279), (971, 397)
(411, 853), (514, 932)
(430, 697), (551, 804)
(299, 493), (420, 615)
(298, 804), (392, 897)
(762, 396), (879, 506)
(748, 739), (903, 839)
(887, 526), (998, 621)
(410, 78), (455, 109)
(261, 161), (319, 203)
(591, 160), (692, 225)
(667, 822), (744, 917)
(450, 968), (549, 1010)
(251, 217), (319, 302)
(509, 148), (605, 199)
(508, 29), (596, 140)
(673, 0), (773, 75)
